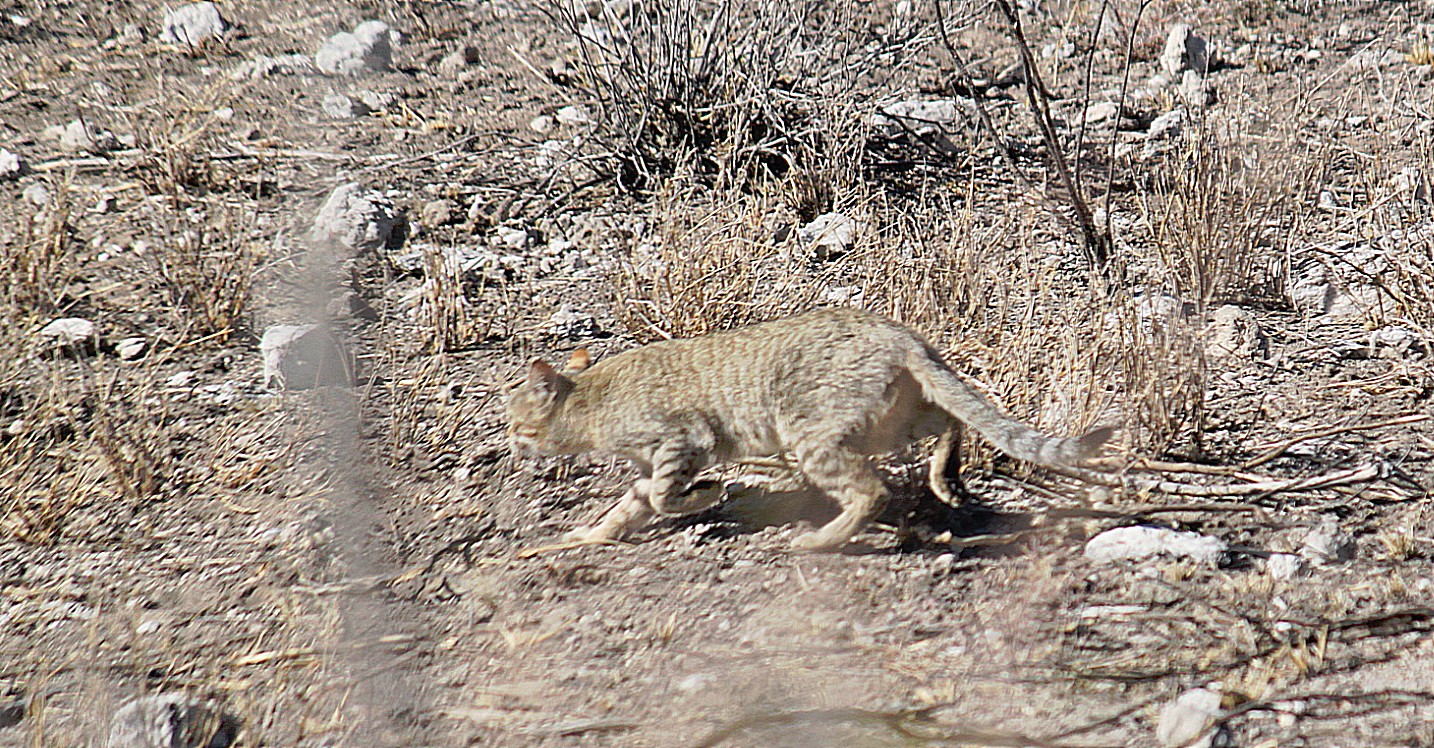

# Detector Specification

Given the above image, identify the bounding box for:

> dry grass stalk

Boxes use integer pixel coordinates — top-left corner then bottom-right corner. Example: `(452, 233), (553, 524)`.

(3, 177), (77, 319)
(418, 244), (482, 353)
(143, 204), (261, 344)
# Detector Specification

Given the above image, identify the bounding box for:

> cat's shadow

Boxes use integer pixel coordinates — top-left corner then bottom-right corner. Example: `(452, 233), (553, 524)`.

(675, 480), (1033, 556)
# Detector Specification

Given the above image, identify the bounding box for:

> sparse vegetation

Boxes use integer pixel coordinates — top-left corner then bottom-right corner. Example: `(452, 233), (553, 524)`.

(0, 0), (1431, 744)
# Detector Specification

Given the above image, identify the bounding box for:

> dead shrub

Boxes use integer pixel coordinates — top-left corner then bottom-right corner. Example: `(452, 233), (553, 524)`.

(547, 0), (909, 192)
(1136, 124), (1315, 312)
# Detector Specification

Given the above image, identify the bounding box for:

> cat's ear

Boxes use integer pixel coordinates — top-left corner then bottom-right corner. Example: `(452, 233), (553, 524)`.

(564, 348), (591, 373)
(526, 359), (563, 394)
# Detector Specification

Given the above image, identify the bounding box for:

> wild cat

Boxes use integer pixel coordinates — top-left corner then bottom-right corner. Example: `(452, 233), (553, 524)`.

(507, 307), (1112, 551)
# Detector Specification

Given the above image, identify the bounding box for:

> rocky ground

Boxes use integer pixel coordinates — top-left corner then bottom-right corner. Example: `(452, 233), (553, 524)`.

(2, 0), (1433, 746)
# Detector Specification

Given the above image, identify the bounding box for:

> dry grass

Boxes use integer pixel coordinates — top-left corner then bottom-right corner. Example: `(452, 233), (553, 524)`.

(140, 203), (262, 344)
(2, 176), (78, 321)
(0, 358), (174, 545)
(549, 0), (905, 192)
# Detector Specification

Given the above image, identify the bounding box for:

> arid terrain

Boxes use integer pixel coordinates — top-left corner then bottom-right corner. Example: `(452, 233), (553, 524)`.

(2, 0), (1433, 745)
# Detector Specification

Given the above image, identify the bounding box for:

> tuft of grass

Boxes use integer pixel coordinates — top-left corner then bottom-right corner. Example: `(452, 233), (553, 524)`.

(141, 203), (262, 344)
(1136, 123), (1315, 313)
(419, 244), (481, 353)
(2, 177), (78, 321)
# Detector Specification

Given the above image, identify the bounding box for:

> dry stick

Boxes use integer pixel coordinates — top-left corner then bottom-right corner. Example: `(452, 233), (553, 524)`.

(1101, 0), (1153, 245)
(991, 0), (1110, 269)
(1048, 462), (1383, 498)
(1239, 413), (1431, 470)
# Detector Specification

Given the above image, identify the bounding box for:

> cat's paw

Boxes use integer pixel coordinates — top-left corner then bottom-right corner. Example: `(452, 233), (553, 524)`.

(789, 530), (846, 552)
(562, 525), (616, 544)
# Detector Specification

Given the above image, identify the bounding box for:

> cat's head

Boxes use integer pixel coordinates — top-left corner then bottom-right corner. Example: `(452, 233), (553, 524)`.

(506, 348), (591, 455)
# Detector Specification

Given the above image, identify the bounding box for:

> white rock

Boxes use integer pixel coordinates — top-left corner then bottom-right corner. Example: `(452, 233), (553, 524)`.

(675, 673), (715, 693)
(529, 114), (555, 133)
(420, 199), (455, 227)
(1393, 166), (1430, 202)
(555, 105), (592, 125)
(316, 20), (393, 75)
(116, 337), (148, 360)
(22, 183), (49, 206)
(1147, 107), (1186, 140)
(166, 371), (195, 388)
(1156, 685), (1223, 747)
(1205, 304), (1266, 359)
(232, 53), (312, 80)
(260, 324), (352, 390)
(797, 212), (862, 259)
(159, 2), (228, 46)
(47, 119), (119, 153)
(1349, 48), (1406, 71)
(1084, 101), (1121, 125)
(106, 692), (236, 748)
(870, 98), (976, 138)
(1161, 24), (1209, 76)
(495, 226), (529, 249)
(36, 318), (100, 356)
(321, 93), (369, 119)
(309, 183), (399, 252)
(1083, 526), (1227, 566)
(438, 47), (473, 75)
(1288, 243), (1385, 320)
(0, 148), (26, 180)
(1179, 70), (1213, 107)
(1299, 519), (1354, 565)
(356, 90), (395, 111)
(540, 307), (600, 340)
(1265, 553), (1308, 580)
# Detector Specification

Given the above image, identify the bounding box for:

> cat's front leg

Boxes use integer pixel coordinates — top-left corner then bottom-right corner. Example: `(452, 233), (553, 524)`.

(647, 442), (722, 516)
(563, 478), (655, 543)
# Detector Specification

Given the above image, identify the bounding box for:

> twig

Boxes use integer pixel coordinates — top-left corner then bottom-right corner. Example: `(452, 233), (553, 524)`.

(1049, 463), (1384, 497)
(991, 0), (1111, 269)
(1240, 414), (1429, 469)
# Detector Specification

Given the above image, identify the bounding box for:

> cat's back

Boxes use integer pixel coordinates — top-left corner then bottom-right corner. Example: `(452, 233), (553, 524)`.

(578, 307), (917, 397)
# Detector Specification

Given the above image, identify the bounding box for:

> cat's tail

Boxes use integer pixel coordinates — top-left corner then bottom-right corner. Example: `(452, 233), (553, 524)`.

(906, 346), (1113, 467)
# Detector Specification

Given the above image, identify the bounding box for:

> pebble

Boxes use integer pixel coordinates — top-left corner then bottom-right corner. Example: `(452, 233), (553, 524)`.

(797, 212), (862, 259)
(1156, 685), (1223, 747)
(1299, 519), (1354, 565)
(1084, 526), (1227, 566)
(1205, 304), (1266, 359)
(316, 20), (393, 75)
(321, 93), (370, 119)
(116, 337), (148, 360)
(0, 148), (26, 180)
(232, 54), (312, 80)
(36, 318), (101, 357)
(869, 98), (975, 138)
(555, 104), (592, 125)
(309, 182), (400, 252)
(22, 183), (48, 206)
(1265, 553), (1308, 580)
(159, 2), (228, 46)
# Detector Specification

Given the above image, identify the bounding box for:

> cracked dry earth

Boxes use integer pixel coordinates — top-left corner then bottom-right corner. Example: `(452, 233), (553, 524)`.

(2, 0), (1434, 746)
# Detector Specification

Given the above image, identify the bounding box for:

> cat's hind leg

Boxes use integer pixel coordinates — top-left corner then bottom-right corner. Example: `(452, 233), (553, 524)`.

(928, 423), (967, 506)
(790, 442), (889, 551)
